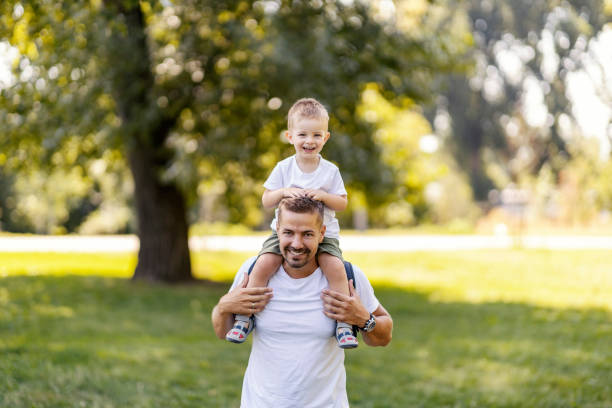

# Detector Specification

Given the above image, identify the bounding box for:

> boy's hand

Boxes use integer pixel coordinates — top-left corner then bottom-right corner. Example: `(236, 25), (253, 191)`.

(304, 189), (327, 201)
(283, 187), (306, 198)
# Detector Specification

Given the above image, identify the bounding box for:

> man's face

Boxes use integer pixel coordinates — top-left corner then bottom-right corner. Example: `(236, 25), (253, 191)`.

(277, 210), (325, 269)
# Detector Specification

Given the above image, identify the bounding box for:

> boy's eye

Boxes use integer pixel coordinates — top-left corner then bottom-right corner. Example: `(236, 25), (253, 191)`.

(298, 133), (306, 137)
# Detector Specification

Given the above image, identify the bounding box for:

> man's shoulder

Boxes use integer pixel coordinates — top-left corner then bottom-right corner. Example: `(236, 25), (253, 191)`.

(230, 256), (259, 289)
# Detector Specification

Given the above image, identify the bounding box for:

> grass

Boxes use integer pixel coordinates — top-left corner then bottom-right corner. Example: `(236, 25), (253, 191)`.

(1, 250), (611, 407)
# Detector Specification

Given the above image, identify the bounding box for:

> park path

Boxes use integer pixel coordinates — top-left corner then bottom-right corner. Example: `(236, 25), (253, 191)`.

(1, 234), (612, 253)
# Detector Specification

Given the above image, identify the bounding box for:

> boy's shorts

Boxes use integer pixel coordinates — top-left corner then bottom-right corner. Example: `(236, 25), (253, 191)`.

(259, 231), (344, 261)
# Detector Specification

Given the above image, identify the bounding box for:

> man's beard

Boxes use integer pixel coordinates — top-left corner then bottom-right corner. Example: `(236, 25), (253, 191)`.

(282, 246), (311, 268)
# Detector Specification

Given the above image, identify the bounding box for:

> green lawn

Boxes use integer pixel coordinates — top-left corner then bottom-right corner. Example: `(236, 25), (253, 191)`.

(1, 250), (611, 407)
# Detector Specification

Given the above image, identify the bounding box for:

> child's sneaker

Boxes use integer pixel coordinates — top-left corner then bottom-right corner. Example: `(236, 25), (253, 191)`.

(336, 322), (358, 349)
(226, 314), (254, 343)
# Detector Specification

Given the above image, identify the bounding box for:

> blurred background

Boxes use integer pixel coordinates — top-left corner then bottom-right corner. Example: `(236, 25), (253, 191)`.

(2, 2), (612, 406)
(1, 0), (611, 236)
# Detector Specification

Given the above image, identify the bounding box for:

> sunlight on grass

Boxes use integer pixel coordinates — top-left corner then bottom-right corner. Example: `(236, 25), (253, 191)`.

(344, 250), (612, 311)
(2, 250), (611, 312)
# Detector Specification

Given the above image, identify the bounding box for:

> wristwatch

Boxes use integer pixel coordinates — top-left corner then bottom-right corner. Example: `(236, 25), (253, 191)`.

(360, 313), (376, 332)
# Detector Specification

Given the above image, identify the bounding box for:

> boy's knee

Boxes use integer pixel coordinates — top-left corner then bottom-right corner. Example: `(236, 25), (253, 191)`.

(258, 252), (282, 266)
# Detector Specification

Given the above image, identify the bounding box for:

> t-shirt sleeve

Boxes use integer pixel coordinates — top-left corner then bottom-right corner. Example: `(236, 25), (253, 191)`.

(263, 162), (284, 191)
(328, 166), (347, 196)
(229, 256), (258, 292)
(352, 264), (380, 313)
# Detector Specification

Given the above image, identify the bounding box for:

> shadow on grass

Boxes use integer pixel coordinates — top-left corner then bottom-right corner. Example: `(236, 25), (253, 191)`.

(1, 276), (610, 408)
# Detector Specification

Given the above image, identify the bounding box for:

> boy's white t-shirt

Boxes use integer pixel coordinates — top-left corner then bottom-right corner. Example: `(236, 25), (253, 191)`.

(230, 256), (380, 408)
(263, 155), (347, 239)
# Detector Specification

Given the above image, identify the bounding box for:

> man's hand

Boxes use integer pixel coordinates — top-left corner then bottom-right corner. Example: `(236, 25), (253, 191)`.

(320, 279), (369, 327)
(212, 272), (273, 339)
(218, 272), (273, 315)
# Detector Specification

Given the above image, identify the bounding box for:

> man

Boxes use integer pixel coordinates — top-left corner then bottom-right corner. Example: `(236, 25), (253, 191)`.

(212, 196), (393, 407)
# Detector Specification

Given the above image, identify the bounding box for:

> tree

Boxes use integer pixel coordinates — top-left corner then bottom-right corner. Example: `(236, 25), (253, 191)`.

(1, 0), (463, 281)
(435, 0), (609, 200)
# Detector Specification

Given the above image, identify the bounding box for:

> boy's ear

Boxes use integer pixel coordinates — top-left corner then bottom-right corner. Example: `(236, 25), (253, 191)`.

(323, 131), (330, 143)
(285, 130), (293, 144)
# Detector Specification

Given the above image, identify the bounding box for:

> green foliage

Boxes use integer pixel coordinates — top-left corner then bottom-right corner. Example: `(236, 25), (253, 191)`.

(2, 249), (611, 406)
(1, 0), (468, 233)
(438, 0), (610, 200)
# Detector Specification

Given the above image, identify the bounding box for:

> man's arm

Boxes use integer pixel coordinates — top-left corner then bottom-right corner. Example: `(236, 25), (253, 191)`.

(211, 272), (273, 339)
(321, 280), (392, 347)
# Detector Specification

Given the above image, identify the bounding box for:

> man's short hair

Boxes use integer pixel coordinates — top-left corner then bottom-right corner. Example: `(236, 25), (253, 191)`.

(277, 196), (325, 227)
(287, 98), (329, 129)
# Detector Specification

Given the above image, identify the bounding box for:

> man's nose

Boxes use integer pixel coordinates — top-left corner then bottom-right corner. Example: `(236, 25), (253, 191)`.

(291, 235), (304, 248)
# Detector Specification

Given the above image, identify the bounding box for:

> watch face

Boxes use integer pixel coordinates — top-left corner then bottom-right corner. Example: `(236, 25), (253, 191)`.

(363, 314), (376, 332)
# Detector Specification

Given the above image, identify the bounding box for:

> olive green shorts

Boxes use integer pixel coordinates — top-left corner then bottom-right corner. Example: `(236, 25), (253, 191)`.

(259, 231), (344, 261)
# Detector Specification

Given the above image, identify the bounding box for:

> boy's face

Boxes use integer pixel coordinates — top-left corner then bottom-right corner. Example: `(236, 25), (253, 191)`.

(286, 117), (330, 160)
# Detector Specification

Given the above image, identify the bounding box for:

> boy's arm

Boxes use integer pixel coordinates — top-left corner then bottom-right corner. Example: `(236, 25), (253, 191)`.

(262, 188), (306, 208)
(304, 190), (347, 211)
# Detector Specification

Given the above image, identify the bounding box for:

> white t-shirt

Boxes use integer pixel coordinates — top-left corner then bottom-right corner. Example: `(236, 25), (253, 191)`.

(229, 256), (380, 408)
(263, 155), (347, 239)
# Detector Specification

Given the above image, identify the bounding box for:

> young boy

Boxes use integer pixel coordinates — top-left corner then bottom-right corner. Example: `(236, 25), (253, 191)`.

(226, 98), (358, 349)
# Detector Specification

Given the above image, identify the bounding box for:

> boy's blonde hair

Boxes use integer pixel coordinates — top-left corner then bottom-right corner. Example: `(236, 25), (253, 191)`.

(287, 98), (329, 129)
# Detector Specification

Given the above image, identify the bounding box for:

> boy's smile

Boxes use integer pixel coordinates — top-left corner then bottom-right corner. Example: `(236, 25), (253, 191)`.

(286, 117), (330, 161)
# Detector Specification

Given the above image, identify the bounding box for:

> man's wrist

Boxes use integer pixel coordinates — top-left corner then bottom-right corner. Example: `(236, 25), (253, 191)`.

(359, 310), (370, 328)
(360, 312), (376, 332)
(217, 295), (232, 315)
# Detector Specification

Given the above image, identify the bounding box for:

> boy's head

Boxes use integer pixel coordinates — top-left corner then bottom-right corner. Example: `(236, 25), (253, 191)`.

(286, 98), (331, 160)
(287, 98), (329, 130)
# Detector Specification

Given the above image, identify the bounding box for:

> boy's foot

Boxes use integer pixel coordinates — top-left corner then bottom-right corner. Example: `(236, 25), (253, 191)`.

(226, 314), (253, 344)
(336, 322), (358, 349)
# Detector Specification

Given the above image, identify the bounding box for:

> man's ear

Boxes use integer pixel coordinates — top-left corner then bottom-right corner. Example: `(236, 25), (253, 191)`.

(319, 224), (326, 242)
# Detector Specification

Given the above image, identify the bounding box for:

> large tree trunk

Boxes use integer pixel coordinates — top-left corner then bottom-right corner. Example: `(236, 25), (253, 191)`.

(103, 0), (193, 282)
(129, 145), (193, 282)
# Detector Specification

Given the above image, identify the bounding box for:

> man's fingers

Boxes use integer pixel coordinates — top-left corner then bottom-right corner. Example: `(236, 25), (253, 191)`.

(348, 279), (356, 296)
(321, 289), (350, 302)
(321, 293), (344, 308)
(242, 287), (273, 295)
(240, 272), (249, 288)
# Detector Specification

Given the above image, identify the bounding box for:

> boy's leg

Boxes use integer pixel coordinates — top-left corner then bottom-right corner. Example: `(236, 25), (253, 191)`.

(318, 253), (349, 296)
(226, 234), (282, 344)
(319, 251), (358, 349)
(246, 253), (283, 288)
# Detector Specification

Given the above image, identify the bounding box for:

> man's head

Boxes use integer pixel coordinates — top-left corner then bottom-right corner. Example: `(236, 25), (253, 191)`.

(276, 196), (326, 270)
(286, 98), (330, 160)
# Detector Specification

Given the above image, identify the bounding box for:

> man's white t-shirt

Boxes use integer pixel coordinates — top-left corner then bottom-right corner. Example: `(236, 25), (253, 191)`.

(263, 155), (347, 239)
(229, 256), (380, 408)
